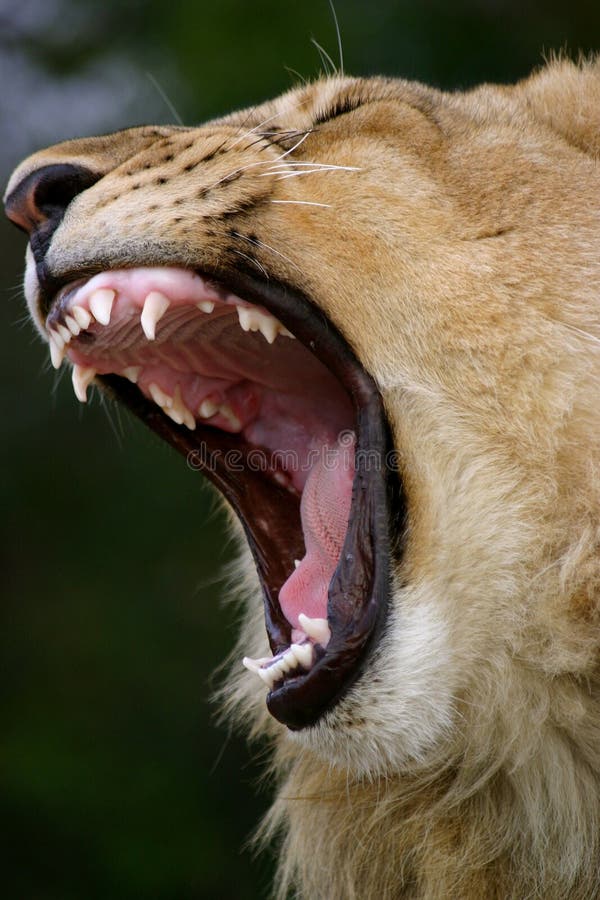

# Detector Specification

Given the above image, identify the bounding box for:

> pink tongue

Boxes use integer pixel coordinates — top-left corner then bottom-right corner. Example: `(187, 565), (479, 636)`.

(279, 436), (355, 630)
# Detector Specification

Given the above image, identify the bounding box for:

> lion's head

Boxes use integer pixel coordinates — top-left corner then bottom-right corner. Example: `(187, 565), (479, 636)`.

(5, 57), (600, 898)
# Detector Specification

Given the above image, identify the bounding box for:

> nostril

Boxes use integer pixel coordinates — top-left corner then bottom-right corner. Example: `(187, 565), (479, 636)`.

(4, 163), (100, 235)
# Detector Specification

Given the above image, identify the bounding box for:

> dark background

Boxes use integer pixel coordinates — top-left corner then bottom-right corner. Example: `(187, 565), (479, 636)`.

(1, 2), (598, 897)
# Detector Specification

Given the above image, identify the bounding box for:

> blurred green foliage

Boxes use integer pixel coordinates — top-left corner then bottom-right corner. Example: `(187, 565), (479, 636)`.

(1, 1), (598, 897)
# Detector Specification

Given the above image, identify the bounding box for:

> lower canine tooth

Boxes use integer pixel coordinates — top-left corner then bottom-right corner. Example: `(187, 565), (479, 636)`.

(89, 288), (115, 326)
(72, 364), (96, 402)
(141, 290), (170, 340)
(298, 613), (331, 647)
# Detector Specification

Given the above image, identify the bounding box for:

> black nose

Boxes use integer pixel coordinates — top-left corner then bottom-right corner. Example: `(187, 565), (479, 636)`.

(4, 163), (99, 238)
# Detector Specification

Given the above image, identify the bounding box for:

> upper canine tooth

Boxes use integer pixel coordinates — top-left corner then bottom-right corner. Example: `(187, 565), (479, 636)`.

(72, 305), (92, 330)
(65, 315), (81, 336)
(57, 323), (72, 344)
(141, 291), (170, 340)
(197, 300), (215, 314)
(71, 364), (96, 402)
(49, 335), (65, 369)
(89, 288), (115, 326)
(297, 613), (331, 647)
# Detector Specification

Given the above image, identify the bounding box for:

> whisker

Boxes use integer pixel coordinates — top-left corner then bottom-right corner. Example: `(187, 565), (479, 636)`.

(311, 37), (337, 77)
(260, 161), (361, 171)
(544, 316), (600, 348)
(145, 72), (185, 126)
(270, 199), (332, 208)
(234, 233), (302, 274)
(328, 0), (344, 76)
(230, 248), (270, 279)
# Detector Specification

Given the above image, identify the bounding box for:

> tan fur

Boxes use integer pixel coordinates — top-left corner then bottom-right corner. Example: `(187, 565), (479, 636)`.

(7, 57), (600, 898)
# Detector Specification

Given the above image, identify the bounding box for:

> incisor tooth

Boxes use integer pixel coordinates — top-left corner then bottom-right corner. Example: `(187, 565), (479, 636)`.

(298, 613), (331, 647)
(57, 323), (71, 344)
(291, 643), (313, 669)
(237, 307), (252, 332)
(197, 300), (215, 314)
(71, 364), (96, 403)
(72, 305), (92, 330)
(122, 366), (142, 383)
(89, 289), (115, 326)
(65, 315), (80, 336)
(141, 290), (170, 340)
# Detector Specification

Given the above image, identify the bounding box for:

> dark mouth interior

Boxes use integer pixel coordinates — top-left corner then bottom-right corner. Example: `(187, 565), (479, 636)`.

(45, 265), (399, 729)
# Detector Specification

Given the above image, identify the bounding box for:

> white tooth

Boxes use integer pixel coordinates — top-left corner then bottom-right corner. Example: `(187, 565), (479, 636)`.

(197, 300), (215, 314)
(258, 314), (278, 344)
(257, 668), (275, 688)
(198, 398), (219, 418)
(297, 613), (331, 647)
(50, 328), (65, 351)
(183, 411), (196, 430)
(170, 384), (196, 431)
(237, 306), (253, 332)
(165, 406), (184, 425)
(65, 315), (81, 336)
(277, 323), (295, 339)
(243, 655), (276, 675)
(71, 364), (96, 403)
(219, 404), (242, 431)
(57, 324), (71, 344)
(123, 366), (142, 384)
(294, 559), (301, 569)
(72, 305), (92, 329)
(89, 288), (115, 326)
(49, 336), (65, 369)
(291, 642), (313, 669)
(148, 382), (173, 409)
(141, 290), (170, 341)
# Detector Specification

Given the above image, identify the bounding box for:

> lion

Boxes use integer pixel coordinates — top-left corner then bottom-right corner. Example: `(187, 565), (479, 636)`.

(4, 56), (600, 898)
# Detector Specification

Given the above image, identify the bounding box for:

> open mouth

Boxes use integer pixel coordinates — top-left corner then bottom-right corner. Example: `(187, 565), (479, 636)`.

(44, 265), (400, 730)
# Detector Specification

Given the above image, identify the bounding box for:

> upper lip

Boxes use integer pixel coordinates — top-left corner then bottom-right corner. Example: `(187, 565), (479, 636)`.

(44, 265), (403, 730)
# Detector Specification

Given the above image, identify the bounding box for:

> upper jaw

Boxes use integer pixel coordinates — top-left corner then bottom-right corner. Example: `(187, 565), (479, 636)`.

(38, 258), (403, 730)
